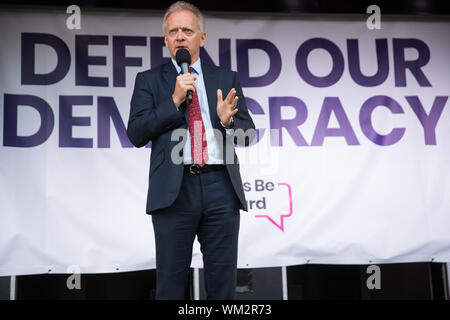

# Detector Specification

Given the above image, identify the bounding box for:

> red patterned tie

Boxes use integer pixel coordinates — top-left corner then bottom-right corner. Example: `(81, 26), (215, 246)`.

(188, 67), (209, 167)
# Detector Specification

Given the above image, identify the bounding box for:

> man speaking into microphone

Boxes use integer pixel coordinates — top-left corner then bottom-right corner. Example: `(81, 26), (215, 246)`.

(127, 1), (255, 299)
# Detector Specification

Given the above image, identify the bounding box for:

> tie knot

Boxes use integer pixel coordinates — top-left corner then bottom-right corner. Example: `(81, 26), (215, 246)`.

(189, 67), (194, 74)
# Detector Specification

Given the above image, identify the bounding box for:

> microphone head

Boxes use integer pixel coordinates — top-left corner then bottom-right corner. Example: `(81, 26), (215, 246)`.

(176, 48), (191, 66)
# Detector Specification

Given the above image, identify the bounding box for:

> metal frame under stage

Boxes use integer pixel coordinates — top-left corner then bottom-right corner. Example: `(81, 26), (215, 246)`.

(1, 262), (448, 300)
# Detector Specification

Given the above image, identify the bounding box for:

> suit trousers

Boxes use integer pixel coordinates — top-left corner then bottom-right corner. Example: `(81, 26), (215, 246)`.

(151, 166), (241, 300)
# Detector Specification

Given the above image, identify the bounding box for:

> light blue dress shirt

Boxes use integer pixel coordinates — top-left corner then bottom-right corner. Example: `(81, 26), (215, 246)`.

(171, 58), (226, 165)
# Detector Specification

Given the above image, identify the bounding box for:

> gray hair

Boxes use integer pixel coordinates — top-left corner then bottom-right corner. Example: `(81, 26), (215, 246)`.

(163, 1), (205, 34)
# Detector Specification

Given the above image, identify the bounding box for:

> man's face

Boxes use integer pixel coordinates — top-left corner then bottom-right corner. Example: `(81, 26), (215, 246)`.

(164, 10), (206, 64)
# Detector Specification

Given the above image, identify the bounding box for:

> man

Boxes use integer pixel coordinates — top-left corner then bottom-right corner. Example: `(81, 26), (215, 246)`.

(127, 1), (255, 300)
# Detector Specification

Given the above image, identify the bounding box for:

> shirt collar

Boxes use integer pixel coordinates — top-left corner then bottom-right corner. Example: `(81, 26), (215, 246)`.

(171, 57), (202, 76)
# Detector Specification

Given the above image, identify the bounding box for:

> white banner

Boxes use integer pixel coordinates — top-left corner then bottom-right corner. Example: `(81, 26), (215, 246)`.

(0, 9), (449, 276)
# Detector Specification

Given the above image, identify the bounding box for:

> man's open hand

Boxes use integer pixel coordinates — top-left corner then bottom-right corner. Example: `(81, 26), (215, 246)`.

(217, 88), (238, 127)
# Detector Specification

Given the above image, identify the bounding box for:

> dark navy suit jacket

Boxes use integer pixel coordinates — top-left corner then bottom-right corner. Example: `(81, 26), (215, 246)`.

(127, 61), (255, 214)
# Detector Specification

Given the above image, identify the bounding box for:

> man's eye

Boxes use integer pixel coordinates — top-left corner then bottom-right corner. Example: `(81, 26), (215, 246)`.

(184, 29), (193, 35)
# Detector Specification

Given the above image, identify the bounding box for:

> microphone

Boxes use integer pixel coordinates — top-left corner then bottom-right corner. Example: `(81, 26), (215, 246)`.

(175, 48), (193, 103)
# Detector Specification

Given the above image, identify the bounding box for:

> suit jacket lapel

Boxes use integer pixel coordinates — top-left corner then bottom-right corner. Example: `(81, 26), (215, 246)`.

(162, 61), (177, 97)
(202, 63), (219, 128)
(162, 62), (189, 123)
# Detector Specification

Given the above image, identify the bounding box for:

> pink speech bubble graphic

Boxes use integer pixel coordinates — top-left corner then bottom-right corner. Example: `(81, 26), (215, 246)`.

(254, 182), (293, 232)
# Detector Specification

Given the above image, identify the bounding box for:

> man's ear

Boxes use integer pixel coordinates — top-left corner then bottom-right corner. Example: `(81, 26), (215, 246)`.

(200, 32), (206, 47)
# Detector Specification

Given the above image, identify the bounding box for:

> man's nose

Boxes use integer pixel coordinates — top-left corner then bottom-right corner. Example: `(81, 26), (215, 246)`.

(175, 29), (185, 41)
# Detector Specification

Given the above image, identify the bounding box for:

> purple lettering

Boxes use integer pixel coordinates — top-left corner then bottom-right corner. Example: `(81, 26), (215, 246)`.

(21, 33), (70, 85)
(360, 95), (405, 146)
(296, 38), (344, 87)
(406, 96), (448, 145)
(237, 39), (282, 87)
(311, 97), (360, 146)
(3, 94), (54, 147)
(393, 38), (431, 87)
(150, 37), (170, 68)
(75, 35), (109, 87)
(269, 97), (308, 146)
(347, 39), (389, 87)
(243, 97), (265, 146)
(112, 36), (146, 87)
(97, 96), (133, 148)
(59, 96), (93, 148)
